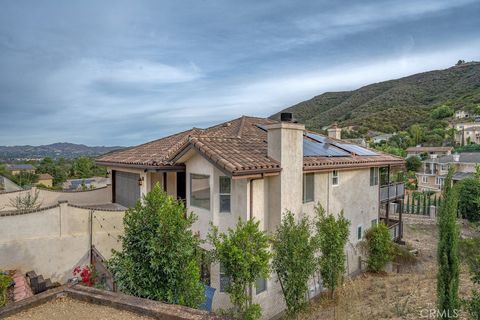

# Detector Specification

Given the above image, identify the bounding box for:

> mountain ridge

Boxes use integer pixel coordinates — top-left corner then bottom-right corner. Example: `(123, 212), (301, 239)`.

(272, 61), (480, 133)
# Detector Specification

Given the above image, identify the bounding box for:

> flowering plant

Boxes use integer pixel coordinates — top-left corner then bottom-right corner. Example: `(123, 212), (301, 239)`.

(73, 265), (96, 286)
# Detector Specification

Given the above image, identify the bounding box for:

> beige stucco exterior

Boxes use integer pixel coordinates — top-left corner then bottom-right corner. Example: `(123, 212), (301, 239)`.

(0, 202), (123, 283)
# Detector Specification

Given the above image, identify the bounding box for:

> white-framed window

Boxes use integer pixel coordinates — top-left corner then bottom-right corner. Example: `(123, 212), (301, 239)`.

(190, 174), (210, 210)
(255, 277), (267, 295)
(371, 219), (378, 227)
(332, 170), (339, 186)
(441, 164), (448, 171)
(357, 225), (363, 240)
(435, 177), (442, 185)
(219, 264), (230, 293)
(421, 176), (428, 184)
(303, 173), (314, 203)
(219, 176), (231, 213)
(437, 177), (445, 187)
(370, 167), (379, 186)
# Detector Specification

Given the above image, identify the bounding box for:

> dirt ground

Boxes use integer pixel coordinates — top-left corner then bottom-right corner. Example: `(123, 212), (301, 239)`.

(299, 223), (480, 320)
(5, 296), (154, 320)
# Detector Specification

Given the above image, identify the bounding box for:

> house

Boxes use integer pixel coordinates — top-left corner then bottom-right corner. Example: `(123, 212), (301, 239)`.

(416, 153), (480, 192)
(455, 110), (470, 119)
(36, 173), (53, 187)
(371, 133), (395, 144)
(6, 164), (35, 175)
(96, 114), (404, 319)
(454, 123), (480, 145)
(406, 146), (453, 158)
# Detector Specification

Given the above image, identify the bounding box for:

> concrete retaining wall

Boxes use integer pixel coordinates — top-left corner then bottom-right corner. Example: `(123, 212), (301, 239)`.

(0, 201), (124, 283)
(0, 186), (112, 211)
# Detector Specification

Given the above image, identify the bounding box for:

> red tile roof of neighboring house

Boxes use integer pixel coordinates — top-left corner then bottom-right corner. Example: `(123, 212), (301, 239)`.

(406, 146), (453, 153)
(96, 116), (404, 176)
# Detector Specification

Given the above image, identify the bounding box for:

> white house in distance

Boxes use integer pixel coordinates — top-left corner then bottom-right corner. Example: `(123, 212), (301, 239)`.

(96, 114), (404, 319)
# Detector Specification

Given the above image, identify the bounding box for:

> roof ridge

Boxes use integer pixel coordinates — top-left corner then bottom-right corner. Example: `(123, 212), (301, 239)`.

(236, 116), (246, 138)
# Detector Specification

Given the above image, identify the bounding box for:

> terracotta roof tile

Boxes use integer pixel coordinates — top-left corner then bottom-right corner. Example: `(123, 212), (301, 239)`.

(96, 116), (404, 175)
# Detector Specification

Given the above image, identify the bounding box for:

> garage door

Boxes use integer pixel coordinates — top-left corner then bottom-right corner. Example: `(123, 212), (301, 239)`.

(114, 171), (140, 208)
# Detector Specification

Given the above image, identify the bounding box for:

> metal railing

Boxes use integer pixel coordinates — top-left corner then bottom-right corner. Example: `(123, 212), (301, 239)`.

(380, 182), (405, 202)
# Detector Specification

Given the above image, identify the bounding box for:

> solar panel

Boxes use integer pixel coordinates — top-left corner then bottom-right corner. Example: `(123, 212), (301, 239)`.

(333, 143), (378, 156)
(303, 139), (350, 157)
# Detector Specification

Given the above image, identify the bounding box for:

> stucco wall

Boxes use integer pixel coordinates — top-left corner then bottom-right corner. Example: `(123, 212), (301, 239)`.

(0, 202), (124, 283)
(0, 186), (112, 211)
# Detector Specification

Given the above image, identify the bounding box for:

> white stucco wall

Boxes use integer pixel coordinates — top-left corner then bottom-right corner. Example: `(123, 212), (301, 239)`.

(0, 186), (112, 211)
(0, 202), (124, 283)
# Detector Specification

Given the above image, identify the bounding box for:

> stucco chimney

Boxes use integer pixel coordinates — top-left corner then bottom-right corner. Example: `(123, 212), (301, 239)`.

(327, 123), (342, 139)
(266, 120), (305, 230)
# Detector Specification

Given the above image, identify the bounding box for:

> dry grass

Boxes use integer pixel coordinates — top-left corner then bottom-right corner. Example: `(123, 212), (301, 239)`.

(298, 223), (479, 320)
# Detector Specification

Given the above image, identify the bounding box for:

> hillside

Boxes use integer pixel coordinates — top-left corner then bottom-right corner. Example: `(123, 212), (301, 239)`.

(0, 142), (123, 160)
(272, 62), (480, 133)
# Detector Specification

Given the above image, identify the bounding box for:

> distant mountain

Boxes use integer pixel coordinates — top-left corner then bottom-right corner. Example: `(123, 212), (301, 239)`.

(0, 142), (124, 160)
(272, 62), (480, 133)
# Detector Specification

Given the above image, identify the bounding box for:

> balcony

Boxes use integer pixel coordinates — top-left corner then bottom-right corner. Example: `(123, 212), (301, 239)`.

(380, 182), (405, 202)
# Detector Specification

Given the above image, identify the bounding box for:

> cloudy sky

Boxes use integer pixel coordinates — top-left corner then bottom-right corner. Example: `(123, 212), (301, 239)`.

(1, 0), (479, 146)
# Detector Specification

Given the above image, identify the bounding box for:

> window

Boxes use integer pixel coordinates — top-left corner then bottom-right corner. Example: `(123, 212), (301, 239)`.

(435, 177), (442, 185)
(219, 176), (231, 212)
(219, 264), (230, 293)
(303, 173), (314, 203)
(421, 176), (428, 184)
(332, 170), (339, 186)
(370, 167), (379, 186)
(441, 164), (448, 171)
(371, 219), (378, 227)
(255, 277), (267, 295)
(190, 174), (210, 210)
(357, 225), (363, 240)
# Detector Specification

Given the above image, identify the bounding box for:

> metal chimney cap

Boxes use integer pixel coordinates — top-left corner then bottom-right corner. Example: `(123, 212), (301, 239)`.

(280, 112), (293, 122)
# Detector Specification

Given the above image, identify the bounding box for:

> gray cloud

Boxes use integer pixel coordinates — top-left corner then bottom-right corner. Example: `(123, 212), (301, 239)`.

(0, 0), (479, 146)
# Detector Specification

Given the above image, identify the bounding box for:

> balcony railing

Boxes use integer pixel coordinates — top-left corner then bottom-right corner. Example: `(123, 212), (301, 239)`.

(380, 182), (405, 202)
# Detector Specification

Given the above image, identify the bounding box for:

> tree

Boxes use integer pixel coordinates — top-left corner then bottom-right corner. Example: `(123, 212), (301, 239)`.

(10, 171), (38, 187)
(72, 157), (93, 178)
(208, 218), (271, 320)
(431, 105), (454, 120)
(315, 205), (350, 298)
(406, 156), (422, 172)
(362, 223), (394, 272)
(409, 124), (425, 145)
(457, 177), (480, 221)
(109, 184), (204, 308)
(272, 211), (317, 316)
(437, 168), (460, 319)
(456, 60), (466, 66)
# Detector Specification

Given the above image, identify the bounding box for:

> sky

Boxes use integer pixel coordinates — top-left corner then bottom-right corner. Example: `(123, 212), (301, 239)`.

(0, 0), (479, 146)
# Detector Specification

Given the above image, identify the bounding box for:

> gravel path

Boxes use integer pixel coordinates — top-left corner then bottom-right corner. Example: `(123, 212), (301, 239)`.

(5, 296), (154, 320)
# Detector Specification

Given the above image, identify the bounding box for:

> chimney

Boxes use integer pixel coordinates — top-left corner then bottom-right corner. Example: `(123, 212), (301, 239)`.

(280, 112), (293, 122)
(327, 123), (342, 139)
(453, 153), (460, 162)
(266, 118), (305, 230)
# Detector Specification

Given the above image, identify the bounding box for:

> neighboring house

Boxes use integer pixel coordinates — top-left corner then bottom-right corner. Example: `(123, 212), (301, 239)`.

(406, 146), (453, 158)
(455, 110), (470, 119)
(454, 123), (480, 145)
(63, 177), (110, 191)
(96, 114), (404, 319)
(416, 153), (480, 192)
(37, 173), (54, 187)
(371, 133), (395, 144)
(6, 164), (36, 175)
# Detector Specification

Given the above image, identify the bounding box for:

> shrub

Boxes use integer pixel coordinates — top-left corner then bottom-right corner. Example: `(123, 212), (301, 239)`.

(431, 105), (454, 119)
(109, 184), (204, 308)
(315, 205), (350, 297)
(0, 273), (13, 307)
(362, 223), (394, 272)
(208, 218), (271, 320)
(457, 177), (480, 221)
(406, 156), (422, 172)
(272, 211), (317, 315)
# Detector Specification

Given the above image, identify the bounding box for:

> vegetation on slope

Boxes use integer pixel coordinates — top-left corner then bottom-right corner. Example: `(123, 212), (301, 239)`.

(273, 62), (480, 134)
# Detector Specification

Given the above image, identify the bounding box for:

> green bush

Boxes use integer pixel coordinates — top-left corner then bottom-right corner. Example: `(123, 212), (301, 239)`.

(457, 178), (480, 221)
(0, 273), (13, 307)
(363, 223), (394, 272)
(406, 156), (422, 172)
(431, 105), (454, 119)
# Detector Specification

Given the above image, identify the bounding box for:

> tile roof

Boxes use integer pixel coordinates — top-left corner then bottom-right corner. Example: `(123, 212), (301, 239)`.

(406, 146), (453, 152)
(437, 152), (480, 164)
(96, 116), (403, 176)
(38, 173), (53, 180)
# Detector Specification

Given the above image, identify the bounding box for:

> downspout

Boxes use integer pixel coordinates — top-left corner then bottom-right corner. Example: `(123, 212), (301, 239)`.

(248, 176), (262, 308)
